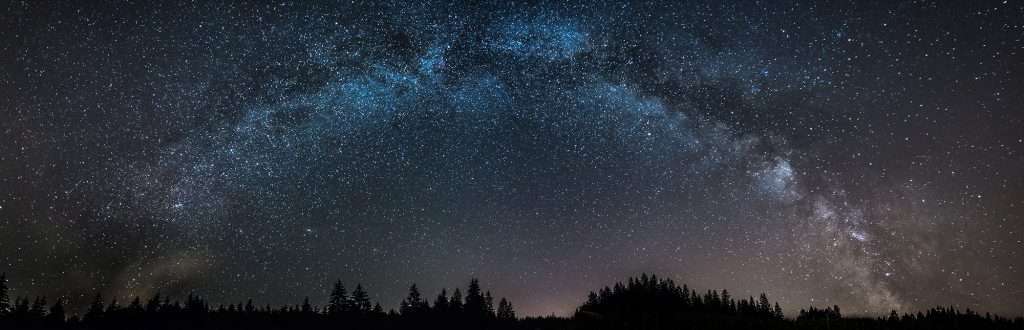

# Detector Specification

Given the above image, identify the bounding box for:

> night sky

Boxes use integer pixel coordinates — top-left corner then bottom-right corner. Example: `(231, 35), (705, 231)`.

(2, 0), (1023, 317)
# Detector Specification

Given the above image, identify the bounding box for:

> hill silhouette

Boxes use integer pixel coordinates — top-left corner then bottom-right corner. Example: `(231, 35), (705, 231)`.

(0, 272), (1020, 329)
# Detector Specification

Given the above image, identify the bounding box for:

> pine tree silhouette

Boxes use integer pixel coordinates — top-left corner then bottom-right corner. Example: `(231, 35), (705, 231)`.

(0, 273), (9, 316)
(327, 280), (347, 316)
(434, 288), (450, 313)
(464, 278), (486, 318)
(30, 296), (47, 319)
(352, 284), (371, 313)
(14, 296), (30, 320)
(106, 297), (120, 314)
(301, 297), (313, 314)
(496, 297), (516, 321)
(400, 284), (426, 316)
(145, 293), (162, 313)
(0, 270), (1021, 330)
(47, 297), (66, 325)
(450, 288), (464, 313)
(484, 291), (495, 318)
(86, 293), (105, 323)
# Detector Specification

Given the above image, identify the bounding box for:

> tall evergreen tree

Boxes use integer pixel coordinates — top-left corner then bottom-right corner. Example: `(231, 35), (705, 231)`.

(14, 297), (30, 319)
(106, 297), (121, 314)
(450, 288), (464, 313)
(351, 284), (372, 312)
(400, 284), (426, 315)
(301, 297), (313, 314)
(0, 273), (9, 315)
(464, 278), (486, 316)
(145, 293), (161, 313)
(484, 291), (495, 317)
(327, 280), (348, 316)
(585, 291), (599, 306)
(434, 288), (449, 313)
(496, 297), (516, 321)
(47, 297), (65, 324)
(128, 297), (144, 314)
(758, 293), (771, 315)
(85, 293), (105, 323)
(30, 296), (47, 318)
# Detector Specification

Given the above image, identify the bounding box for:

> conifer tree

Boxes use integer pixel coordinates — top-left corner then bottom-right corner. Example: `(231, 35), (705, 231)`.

(0, 273), (9, 315)
(30, 296), (47, 318)
(106, 297), (120, 314)
(14, 296), (30, 319)
(400, 284), (425, 315)
(585, 291), (599, 306)
(145, 293), (161, 313)
(352, 284), (371, 312)
(450, 288), (464, 312)
(758, 293), (771, 315)
(47, 297), (65, 324)
(128, 296), (144, 314)
(496, 297), (516, 321)
(301, 297), (313, 314)
(434, 288), (449, 313)
(465, 279), (486, 316)
(484, 291), (495, 317)
(327, 280), (348, 316)
(85, 293), (105, 323)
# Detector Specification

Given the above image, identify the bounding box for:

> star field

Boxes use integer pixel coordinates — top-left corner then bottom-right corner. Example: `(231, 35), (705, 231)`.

(1, 0), (1023, 317)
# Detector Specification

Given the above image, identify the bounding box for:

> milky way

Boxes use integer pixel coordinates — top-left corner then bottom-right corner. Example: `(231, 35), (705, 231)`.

(2, 0), (1023, 317)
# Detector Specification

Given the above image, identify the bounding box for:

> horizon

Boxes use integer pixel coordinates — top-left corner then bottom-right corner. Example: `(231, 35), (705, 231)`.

(2, 0), (1023, 321)
(2, 272), (1020, 320)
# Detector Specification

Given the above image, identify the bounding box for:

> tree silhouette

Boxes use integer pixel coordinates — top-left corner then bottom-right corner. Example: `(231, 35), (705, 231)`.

(86, 293), (105, 323)
(352, 284), (372, 313)
(30, 296), (47, 318)
(128, 296), (144, 314)
(106, 297), (120, 314)
(327, 280), (348, 316)
(484, 291), (495, 317)
(145, 292), (161, 313)
(13, 296), (30, 320)
(450, 288), (464, 313)
(400, 284), (427, 316)
(0, 273), (8, 316)
(434, 288), (450, 313)
(464, 278), (486, 317)
(496, 297), (515, 321)
(0, 271), (1020, 330)
(47, 297), (65, 325)
(301, 297), (313, 314)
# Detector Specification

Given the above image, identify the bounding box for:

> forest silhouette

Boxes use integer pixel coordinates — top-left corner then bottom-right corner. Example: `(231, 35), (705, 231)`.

(0, 272), (1020, 330)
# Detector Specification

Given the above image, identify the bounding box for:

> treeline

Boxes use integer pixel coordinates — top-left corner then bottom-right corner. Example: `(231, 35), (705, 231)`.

(575, 273), (786, 329)
(1, 272), (1022, 330)
(0, 273), (516, 330)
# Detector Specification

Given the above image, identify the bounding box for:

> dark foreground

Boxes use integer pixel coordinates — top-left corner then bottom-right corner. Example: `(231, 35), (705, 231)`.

(0, 273), (1020, 330)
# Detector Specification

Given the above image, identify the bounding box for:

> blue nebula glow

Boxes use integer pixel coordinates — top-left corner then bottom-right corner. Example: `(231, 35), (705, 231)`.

(487, 16), (588, 61)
